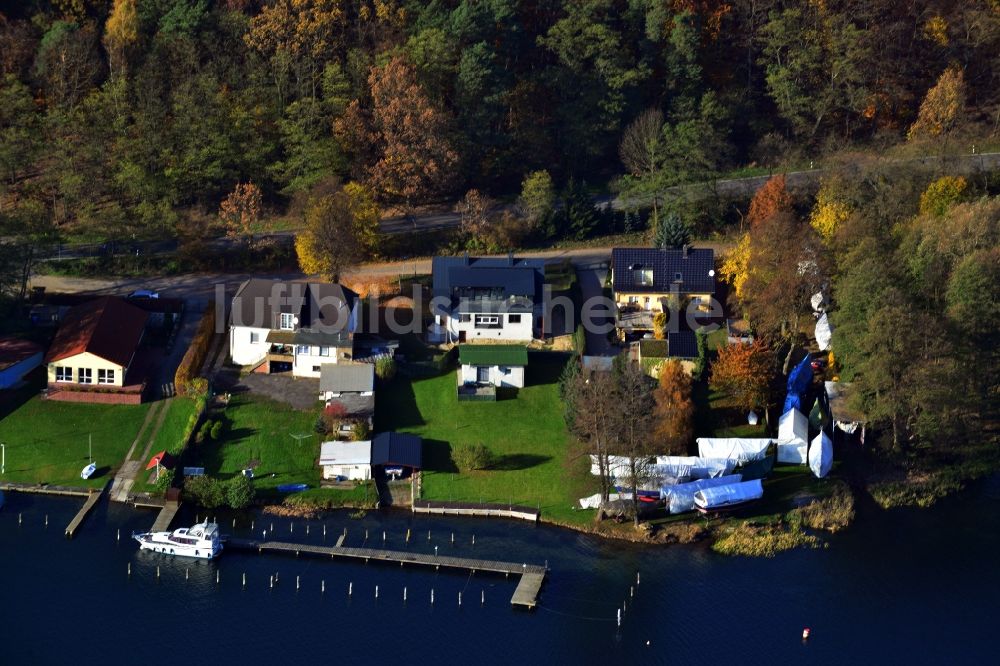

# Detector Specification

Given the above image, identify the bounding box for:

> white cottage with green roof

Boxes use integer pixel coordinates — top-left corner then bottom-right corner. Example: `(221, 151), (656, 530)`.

(457, 344), (527, 389)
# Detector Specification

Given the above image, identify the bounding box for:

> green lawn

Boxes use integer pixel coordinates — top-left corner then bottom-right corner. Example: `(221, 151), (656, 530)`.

(189, 393), (321, 493)
(0, 394), (152, 488)
(376, 353), (595, 525)
(135, 397), (200, 492)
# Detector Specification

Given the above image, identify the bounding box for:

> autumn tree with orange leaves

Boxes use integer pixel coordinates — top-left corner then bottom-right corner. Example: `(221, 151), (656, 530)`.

(710, 339), (776, 415)
(652, 360), (695, 455)
(219, 182), (264, 248)
(340, 56), (458, 210)
(746, 174), (792, 229)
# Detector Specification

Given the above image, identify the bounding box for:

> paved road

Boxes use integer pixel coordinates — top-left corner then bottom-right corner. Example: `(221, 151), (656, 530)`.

(36, 151), (998, 262)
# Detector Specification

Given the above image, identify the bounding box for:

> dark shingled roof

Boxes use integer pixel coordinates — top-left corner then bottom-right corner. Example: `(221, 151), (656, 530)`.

(45, 296), (148, 367)
(667, 331), (699, 359)
(612, 247), (716, 294)
(230, 279), (357, 332)
(371, 432), (422, 469)
(432, 255), (546, 300)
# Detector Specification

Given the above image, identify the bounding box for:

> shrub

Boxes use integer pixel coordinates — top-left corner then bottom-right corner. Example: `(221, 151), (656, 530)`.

(351, 420), (371, 441)
(693, 331), (708, 380)
(711, 520), (819, 557)
(226, 475), (256, 509)
(174, 303), (216, 396)
(314, 415), (329, 435)
(794, 483), (856, 533)
(154, 470), (174, 492)
(453, 443), (496, 472)
(210, 420), (224, 440)
(375, 356), (397, 381)
(184, 475), (226, 509)
(196, 420), (214, 444)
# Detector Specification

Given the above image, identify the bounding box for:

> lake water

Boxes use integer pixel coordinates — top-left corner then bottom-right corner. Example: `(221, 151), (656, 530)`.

(2, 478), (998, 665)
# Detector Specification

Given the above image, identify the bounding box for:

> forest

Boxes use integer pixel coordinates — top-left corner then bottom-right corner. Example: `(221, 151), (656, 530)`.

(1, 0), (999, 251)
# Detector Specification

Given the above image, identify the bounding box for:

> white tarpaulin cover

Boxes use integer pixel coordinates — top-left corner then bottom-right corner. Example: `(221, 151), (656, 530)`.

(661, 474), (743, 513)
(696, 439), (771, 464)
(578, 493), (626, 509)
(777, 408), (808, 463)
(809, 431), (833, 478)
(590, 455), (650, 478)
(653, 456), (736, 479)
(815, 313), (833, 351)
(693, 479), (764, 510)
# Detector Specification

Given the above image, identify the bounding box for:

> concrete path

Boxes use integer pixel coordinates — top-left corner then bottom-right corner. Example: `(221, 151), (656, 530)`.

(109, 398), (173, 502)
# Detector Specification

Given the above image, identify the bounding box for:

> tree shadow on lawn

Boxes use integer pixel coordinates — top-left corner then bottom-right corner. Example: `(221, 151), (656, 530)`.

(489, 453), (551, 471)
(422, 439), (458, 473)
(187, 426), (259, 473)
(374, 377), (425, 430)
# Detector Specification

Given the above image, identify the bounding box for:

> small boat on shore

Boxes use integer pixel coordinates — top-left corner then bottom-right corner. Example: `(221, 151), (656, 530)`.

(80, 462), (96, 480)
(694, 479), (764, 514)
(277, 483), (309, 492)
(133, 521), (222, 559)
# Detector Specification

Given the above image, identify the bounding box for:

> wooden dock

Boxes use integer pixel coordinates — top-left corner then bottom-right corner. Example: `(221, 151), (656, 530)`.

(412, 500), (539, 523)
(225, 537), (546, 608)
(65, 489), (103, 538)
(150, 500), (181, 532)
(1, 482), (93, 498)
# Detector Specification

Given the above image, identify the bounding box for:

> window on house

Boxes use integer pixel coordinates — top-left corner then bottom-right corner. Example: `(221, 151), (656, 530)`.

(296, 345), (309, 355)
(312, 366), (321, 373)
(98, 369), (115, 384)
(319, 347), (330, 357)
(474, 314), (501, 329)
(508, 314), (522, 324)
(632, 268), (654, 286)
(459, 314), (472, 323)
(250, 332), (260, 344)
(78, 368), (93, 384)
(280, 312), (295, 330)
(55, 366), (72, 382)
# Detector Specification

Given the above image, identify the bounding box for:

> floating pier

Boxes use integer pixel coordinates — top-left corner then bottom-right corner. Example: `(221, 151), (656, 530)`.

(150, 499), (181, 532)
(1, 482), (93, 498)
(225, 537), (547, 608)
(65, 489), (103, 538)
(412, 500), (539, 523)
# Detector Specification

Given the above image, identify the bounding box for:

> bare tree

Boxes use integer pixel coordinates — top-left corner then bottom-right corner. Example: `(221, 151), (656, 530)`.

(609, 362), (657, 526)
(563, 368), (617, 503)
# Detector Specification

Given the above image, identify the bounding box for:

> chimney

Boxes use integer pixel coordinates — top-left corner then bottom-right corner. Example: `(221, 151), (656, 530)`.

(507, 251), (514, 266)
(682, 244), (690, 258)
(463, 251), (470, 265)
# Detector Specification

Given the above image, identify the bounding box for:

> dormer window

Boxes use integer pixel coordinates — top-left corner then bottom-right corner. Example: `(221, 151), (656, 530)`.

(633, 268), (654, 286)
(674, 272), (683, 281)
(280, 312), (295, 330)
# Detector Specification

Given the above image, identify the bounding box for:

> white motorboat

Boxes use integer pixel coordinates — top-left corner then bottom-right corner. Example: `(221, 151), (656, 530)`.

(133, 522), (223, 559)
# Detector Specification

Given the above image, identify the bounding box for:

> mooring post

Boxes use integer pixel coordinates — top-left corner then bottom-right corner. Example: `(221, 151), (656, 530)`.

(156, 566), (160, 579)
(127, 563), (131, 576)
(296, 575), (300, 590)
(185, 568), (189, 581)
(406, 528), (411, 543)
(451, 532), (454, 544)
(630, 586), (634, 598)
(323, 525), (327, 537)
(321, 580), (325, 593)
(428, 530), (431, 541)
(242, 573), (246, 587)
(637, 571), (640, 586)
(44, 515), (48, 527)
(269, 575), (274, 589)
(216, 570), (220, 584)
(481, 590), (485, 605)
(232, 518), (236, 528)
(349, 582), (353, 596)
(431, 589), (434, 604)
(116, 528), (120, 541)
(375, 585), (379, 599)
(383, 530), (386, 543)
(617, 608), (622, 627)
(458, 592), (462, 606)
(403, 586), (407, 602)
(472, 534), (475, 545)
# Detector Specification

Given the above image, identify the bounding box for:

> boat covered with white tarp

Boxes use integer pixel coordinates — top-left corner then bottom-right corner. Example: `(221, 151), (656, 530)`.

(696, 438), (771, 464)
(809, 431), (833, 478)
(777, 408), (809, 463)
(661, 474), (743, 513)
(589, 455), (650, 478)
(693, 479), (764, 512)
(652, 456), (736, 480)
(578, 492), (629, 509)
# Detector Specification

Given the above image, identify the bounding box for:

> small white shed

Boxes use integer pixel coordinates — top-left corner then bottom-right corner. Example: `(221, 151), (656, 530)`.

(457, 344), (527, 389)
(318, 440), (372, 481)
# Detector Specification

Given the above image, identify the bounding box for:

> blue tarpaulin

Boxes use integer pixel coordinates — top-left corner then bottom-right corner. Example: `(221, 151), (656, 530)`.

(782, 355), (813, 413)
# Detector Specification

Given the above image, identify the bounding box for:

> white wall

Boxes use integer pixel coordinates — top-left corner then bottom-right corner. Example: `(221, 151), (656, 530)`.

(293, 346), (350, 378)
(322, 464), (371, 481)
(229, 325), (271, 366)
(447, 312), (534, 342)
(459, 364), (525, 388)
(48, 351), (126, 387)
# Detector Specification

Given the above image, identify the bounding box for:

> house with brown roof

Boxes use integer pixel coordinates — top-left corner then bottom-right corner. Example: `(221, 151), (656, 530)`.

(45, 296), (149, 403)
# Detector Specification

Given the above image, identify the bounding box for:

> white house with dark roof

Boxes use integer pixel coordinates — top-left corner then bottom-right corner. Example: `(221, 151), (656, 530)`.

(611, 245), (717, 334)
(428, 255), (545, 343)
(229, 279), (359, 378)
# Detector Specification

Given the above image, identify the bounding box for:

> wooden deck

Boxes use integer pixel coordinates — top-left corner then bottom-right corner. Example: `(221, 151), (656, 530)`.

(225, 537), (546, 608)
(65, 489), (103, 538)
(412, 499), (539, 522)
